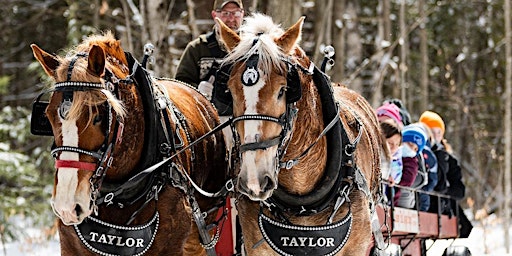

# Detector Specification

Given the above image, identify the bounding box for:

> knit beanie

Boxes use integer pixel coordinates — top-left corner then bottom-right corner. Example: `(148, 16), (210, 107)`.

(384, 98), (411, 126)
(402, 124), (427, 152)
(419, 111), (445, 135)
(376, 103), (402, 126)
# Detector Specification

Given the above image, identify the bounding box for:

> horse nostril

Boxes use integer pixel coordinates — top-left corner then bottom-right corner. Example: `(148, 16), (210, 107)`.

(75, 204), (83, 216)
(262, 175), (275, 193)
(237, 177), (249, 192)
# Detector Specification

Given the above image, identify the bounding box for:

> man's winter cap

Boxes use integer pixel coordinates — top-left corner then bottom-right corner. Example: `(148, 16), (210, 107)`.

(402, 124), (427, 152)
(213, 0), (243, 10)
(419, 110), (445, 135)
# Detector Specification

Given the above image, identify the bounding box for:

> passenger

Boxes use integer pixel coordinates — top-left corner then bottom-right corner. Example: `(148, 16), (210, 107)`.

(419, 111), (465, 211)
(419, 110), (472, 237)
(383, 98), (412, 126)
(414, 122), (438, 211)
(175, 0), (245, 91)
(379, 119), (403, 186)
(376, 102), (403, 185)
(376, 103), (403, 129)
(394, 124), (427, 208)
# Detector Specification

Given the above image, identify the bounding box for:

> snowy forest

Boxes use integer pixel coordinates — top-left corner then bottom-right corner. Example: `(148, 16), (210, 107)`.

(1, 0), (512, 254)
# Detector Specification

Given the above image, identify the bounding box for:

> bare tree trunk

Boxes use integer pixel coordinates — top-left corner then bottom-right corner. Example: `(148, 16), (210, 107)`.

(503, 0), (511, 252)
(399, 0), (408, 106)
(266, 0), (302, 28)
(419, 0), (428, 111)
(186, 0), (199, 39)
(312, 0), (333, 64)
(312, 0), (326, 65)
(142, 0), (175, 76)
(120, 0), (134, 53)
(370, 0), (391, 106)
(93, 0), (100, 29)
(331, 0), (345, 83)
(344, 0), (362, 92)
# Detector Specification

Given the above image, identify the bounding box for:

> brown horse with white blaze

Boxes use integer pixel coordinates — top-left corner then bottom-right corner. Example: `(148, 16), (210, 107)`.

(216, 14), (390, 255)
(31, 32), (228, 255)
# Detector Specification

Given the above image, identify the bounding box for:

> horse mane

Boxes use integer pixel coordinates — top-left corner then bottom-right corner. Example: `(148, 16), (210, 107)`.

(55, 31), (126, 123)
(223, 13), (294, 76)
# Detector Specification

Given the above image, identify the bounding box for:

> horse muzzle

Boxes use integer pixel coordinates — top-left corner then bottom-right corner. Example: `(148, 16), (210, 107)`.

(51, 198), (92, 225)
(236, 153), (278, 201)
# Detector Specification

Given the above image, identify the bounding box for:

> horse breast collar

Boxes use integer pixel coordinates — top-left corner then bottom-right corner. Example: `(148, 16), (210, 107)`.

(258, 209), (352, 256)
(74, 212), (159, 256)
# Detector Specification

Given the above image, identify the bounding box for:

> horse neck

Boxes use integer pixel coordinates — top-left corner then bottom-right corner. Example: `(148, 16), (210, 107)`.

(108, 84), (146, 181)
(279, 78), (328, 194)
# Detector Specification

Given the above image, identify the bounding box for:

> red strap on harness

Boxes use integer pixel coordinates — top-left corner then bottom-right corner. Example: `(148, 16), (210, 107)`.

(55, 160), (97, 171)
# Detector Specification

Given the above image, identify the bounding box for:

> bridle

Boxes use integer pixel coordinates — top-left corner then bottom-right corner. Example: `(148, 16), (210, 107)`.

(225, 52), (339, 173)
(43, 52), (128, 213)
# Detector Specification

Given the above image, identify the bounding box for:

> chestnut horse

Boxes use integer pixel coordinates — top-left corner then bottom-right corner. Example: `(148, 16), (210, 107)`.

(215, 14), (389, 255)
(31, 32), (228, 255)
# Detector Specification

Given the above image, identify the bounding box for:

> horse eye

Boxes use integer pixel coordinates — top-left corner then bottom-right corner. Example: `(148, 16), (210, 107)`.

(278, 87), (286, 99)
(93, 114), (103, 125)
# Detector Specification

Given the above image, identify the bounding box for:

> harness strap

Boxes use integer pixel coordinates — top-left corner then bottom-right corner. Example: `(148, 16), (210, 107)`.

(66, 52), (88, 81)
(240, 137), (281, 152)
(96, 117), (234, 205)
(279, 103), (341, 169)
(55, 160), (97, 171)
(51, 146), (103, 159)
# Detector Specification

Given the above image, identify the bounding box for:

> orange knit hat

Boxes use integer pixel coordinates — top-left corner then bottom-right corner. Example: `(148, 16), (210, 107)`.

(419, 111), (445, 134)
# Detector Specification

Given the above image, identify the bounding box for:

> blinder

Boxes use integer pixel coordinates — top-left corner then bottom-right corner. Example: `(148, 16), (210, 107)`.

(31, 93), (53, 136)
(285, 63), (301, 104)
(212, 54), (304, 114)
(211, 63), (233, 116)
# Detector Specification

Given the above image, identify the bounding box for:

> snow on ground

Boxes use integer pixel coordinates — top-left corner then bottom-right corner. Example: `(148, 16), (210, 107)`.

(1, 227), (60, 256)
(2, 213), (512, 255)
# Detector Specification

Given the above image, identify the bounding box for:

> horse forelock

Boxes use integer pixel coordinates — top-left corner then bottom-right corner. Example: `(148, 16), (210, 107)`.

(55, 32), (128, 83)
(51, 32), (127, 123)
(66, 90), (125, 126)
(223, 13), (289, 79)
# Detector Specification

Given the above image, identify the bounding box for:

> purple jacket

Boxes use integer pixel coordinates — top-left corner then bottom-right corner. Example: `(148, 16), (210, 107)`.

(393, 156), (419, 205)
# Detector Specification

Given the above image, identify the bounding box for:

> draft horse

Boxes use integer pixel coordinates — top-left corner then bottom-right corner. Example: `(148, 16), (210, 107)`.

(215, 14), (390, 255)
(30, 32), (228, 255)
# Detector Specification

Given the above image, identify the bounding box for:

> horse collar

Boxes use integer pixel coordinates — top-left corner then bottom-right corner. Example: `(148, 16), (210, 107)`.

(266, 68), (361, 216)
(73, 211), (159, 256)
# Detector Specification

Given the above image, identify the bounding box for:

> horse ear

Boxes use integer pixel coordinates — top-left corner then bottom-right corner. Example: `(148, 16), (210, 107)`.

(215, 17), (240, 51)
(276, 16), (305, 54)
(88, 45), (106, 77)
(31, 44), (60, 79)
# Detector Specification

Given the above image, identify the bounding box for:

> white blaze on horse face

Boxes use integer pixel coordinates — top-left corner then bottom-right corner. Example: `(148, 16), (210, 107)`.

(52, 115), (92, 225)
(239, 75), (278, 200)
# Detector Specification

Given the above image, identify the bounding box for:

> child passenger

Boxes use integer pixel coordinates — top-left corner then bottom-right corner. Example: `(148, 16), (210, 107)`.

(393, 124), (427, 208)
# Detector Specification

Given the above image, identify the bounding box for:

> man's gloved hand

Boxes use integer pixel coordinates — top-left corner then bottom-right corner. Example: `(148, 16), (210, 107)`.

(198, 75), (215, 100)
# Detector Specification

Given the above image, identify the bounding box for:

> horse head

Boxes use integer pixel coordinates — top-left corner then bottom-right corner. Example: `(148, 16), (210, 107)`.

(217, 14), (312, 201)
(31, 33), (139, 225)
